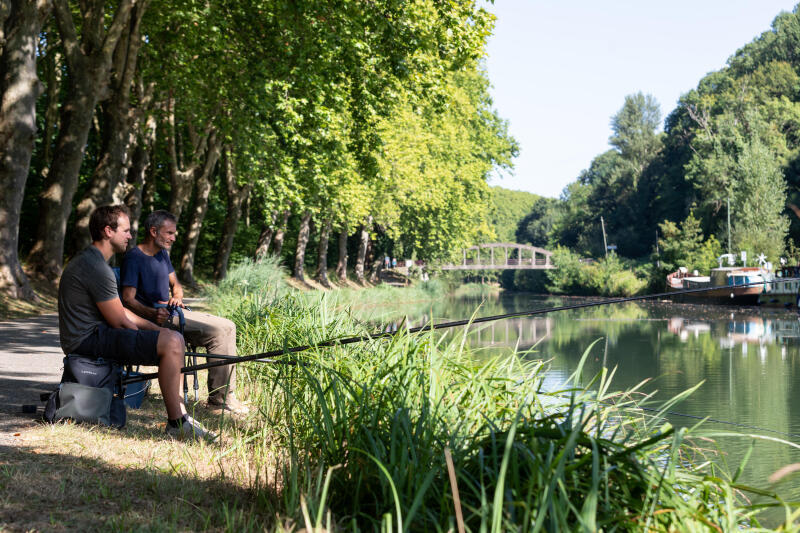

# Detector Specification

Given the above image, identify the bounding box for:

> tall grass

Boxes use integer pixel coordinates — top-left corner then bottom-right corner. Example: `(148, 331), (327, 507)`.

(212, 261), (799, 531)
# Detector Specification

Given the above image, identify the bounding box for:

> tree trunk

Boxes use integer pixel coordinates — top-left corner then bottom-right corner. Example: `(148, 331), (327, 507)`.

(335, 226), (348, 281)
(124, 112), (157, 247)
(179, 132), (222, 285)
(166, 94), (197, 221)
(292, 210), (312, 281)
(254, 210), (277, 261)
(164, 93), (218, 222)
(72, 0), (149, 251)
(272, 208), (291, 257)
(213, 148), (251, 281)
(354, 216), (372, 285)
(141, 145), (156, 215)
(27, 0), (134, 280)
(315, 219), (332, 288)
(38, 35), (60, 179)
(0, 0), (51, 300)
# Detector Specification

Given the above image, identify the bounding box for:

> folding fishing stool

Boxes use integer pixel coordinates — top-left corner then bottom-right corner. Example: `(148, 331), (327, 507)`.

(154, 303), (200, 406)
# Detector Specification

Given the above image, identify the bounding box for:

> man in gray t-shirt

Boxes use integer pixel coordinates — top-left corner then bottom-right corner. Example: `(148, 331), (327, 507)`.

(58, 246), (120, 354)
(57, 205), (215, 440)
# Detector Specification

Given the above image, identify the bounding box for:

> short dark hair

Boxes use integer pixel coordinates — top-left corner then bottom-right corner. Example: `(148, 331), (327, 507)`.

(89, 205), (129, 242)
(143, 210), (177, 240)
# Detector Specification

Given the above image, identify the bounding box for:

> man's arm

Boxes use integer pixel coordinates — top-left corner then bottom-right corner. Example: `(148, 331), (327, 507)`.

(96, 298), (161, 331)
(124, 307), (161, 331)
(121, 286), (169, 323)
(168, 272), (184, 308)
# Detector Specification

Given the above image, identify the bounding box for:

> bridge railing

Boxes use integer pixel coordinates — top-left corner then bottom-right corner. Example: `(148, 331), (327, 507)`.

(440, 243), (556, 270)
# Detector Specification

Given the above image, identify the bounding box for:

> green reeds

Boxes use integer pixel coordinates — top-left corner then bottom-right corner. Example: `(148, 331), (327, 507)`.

(212, 261), (800, 531)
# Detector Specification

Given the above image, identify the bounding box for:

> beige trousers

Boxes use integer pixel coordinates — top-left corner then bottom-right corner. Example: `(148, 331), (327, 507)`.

(170, 309), (237, 404)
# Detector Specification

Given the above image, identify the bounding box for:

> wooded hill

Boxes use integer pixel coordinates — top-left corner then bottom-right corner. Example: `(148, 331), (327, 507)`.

(517, 5), (800, 275)
(0, 0), (518, 300)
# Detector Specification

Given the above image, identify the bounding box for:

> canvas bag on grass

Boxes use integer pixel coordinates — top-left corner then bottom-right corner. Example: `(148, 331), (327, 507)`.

(44, 355), (127, 428)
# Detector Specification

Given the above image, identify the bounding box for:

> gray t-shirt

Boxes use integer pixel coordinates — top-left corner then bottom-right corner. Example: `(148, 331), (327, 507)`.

(58, 246), (119, 354)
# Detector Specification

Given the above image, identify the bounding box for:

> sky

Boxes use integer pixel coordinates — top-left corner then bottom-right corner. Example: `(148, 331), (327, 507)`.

(483, 0), (800, 198)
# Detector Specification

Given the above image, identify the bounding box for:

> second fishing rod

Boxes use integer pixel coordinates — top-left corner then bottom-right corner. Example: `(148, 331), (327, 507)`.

(122, 277), (794, 385)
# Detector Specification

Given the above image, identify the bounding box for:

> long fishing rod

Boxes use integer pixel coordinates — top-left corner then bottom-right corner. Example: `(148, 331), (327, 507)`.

(123, 276), (798, 385)
(636, 406), (800, 439)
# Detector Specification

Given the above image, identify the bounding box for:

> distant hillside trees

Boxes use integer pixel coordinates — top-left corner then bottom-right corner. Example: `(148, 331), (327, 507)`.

(488, 187), (540, 243)
(523, 6), (800, 271)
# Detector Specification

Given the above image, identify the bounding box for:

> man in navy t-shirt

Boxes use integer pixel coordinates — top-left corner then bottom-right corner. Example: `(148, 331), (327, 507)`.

(121, 246), (174, 311)
(120, 210), (247, 415)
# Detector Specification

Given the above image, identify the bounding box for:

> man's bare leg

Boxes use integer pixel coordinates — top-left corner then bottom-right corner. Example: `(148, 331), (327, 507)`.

(156, 329), (187, 419)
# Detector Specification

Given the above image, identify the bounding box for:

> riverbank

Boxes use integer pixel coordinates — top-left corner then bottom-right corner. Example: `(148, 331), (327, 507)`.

(3, 260), (799, 529)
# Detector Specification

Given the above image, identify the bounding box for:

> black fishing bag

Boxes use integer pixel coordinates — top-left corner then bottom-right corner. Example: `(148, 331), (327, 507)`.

(43, 355), (127, 428)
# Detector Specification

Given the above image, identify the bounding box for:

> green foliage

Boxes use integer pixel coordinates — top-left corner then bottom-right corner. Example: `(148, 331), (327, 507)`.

(546, 247), (646, 296)
(657, 210), (723, 275)
(731, 137), (789, 261)
(375, 68), (518, 260)
(609, 92), (663, 176)
(545, 246), (589, 294)
(547, 94), (664, 260)
(583, 254), (648, 296)
(514, 196), (559, 247)
(487, 186), (541, 243)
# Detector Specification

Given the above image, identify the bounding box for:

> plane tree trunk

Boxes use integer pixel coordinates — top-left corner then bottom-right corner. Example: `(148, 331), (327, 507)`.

(124, 110), (157, 246)
(272, 208), (291, 257)
(36, 32), (60, 180)
(164, 93), (218, 222)
(72, 0), (149, 251)
(354, 216), (372, 285)
(254, 210), (277, 261)
(27, 0), (134, 281)
(179, 131), (222, 286)
(335, 225), (348, 281)
(214, 148), (251, 281)
(293, 210), (312, 281)
(315, 218), (332, 288)
(0, 0), (51, 300)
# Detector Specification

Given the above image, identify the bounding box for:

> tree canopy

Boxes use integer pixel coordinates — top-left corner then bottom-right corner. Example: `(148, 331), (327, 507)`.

(0, 0), (518, 298)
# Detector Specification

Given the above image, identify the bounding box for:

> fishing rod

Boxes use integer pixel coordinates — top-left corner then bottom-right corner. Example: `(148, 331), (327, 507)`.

(636, 405), (800, 440)
(122, 276), (799, 385)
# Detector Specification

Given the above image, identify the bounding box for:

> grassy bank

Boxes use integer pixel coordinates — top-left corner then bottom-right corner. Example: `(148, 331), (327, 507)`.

(214, 261), (799, 530)
(4, 260), (799, 530)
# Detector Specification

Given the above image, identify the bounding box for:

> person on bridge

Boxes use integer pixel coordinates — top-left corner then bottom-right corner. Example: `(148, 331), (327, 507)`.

(58, 205), (214, 440)
(120, 210), (248, 416)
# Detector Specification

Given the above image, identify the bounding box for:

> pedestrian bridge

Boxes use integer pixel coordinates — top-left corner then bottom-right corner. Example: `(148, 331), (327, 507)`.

(439, 243), (555, 270)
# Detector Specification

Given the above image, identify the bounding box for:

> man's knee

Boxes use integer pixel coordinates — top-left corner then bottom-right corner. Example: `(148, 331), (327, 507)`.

(205, 316), (236, 340)
(157, 329), (185, 356)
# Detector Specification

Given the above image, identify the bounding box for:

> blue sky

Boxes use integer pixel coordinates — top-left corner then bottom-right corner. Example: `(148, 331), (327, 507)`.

(483, 1), (800, 198)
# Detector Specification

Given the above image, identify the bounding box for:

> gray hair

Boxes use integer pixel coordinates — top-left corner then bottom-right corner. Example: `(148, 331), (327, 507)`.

(143, 210), (177, 238)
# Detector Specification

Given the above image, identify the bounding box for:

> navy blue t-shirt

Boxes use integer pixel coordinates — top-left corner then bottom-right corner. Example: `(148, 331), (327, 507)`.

(120, 247), (174, 307)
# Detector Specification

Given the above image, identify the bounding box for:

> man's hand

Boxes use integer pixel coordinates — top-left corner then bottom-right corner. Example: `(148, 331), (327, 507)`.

(168, 272), (184, 308)
(167, 296), (184, 308)
(155, 306), (171, 324)
(122, 286), (170, 325)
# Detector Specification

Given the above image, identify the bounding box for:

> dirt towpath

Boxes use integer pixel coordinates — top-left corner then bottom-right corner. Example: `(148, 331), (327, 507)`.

(0, 314), (62, 444)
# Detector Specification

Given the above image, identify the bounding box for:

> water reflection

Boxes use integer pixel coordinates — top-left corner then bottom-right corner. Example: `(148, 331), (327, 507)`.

(668, 314), (800, 348)
(359, 293), (800, 521)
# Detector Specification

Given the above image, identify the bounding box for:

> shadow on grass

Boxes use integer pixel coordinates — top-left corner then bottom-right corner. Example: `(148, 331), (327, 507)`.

(0, 387), (282, 532)
(0, 443), (274, 532)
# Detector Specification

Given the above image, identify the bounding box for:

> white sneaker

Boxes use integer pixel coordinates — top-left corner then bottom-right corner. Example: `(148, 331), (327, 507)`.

(165, 415), (217, 442)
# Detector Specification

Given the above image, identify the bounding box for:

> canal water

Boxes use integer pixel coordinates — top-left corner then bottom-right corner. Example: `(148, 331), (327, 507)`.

(368, 292), (800, 521)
